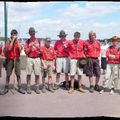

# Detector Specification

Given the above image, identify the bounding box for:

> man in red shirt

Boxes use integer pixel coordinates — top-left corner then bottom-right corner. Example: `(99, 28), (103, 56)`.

(40, 37), (56, 93)
(24, 27), (41, 94)
(67, 32), (86, 94)
(99, 36), (120, 95)
(54, 30), (70, 90)
(84, 31), (101, 93)
(1, 29), (25, 95)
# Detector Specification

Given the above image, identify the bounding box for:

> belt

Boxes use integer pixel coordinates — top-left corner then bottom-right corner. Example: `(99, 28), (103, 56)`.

(28, 56), (39, 58)
(88, 57), (98, 59)
(46, 59), (53, 61)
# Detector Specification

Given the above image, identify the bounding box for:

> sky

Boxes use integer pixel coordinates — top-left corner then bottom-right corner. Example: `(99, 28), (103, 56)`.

(0, 1), (120, 40)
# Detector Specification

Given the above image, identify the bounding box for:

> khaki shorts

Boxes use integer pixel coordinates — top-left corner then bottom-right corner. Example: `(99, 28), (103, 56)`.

(41, 60), (53, 77)
(26, 57), (41, 76)
(70, 59), (83, 76)
(56, 57), (70, 73)
(6, 59), (21, 77)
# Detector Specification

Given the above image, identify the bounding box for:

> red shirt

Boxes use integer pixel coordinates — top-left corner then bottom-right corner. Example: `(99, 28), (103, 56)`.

(5, 40), (21, 59)
(68, 39), (85, 59)
(84, 40), (100, 58)
(106, 45), (120, 64)
(40, 46), (56, 60)
(24, 38), (41, 58)
(54, 40), (69, 57)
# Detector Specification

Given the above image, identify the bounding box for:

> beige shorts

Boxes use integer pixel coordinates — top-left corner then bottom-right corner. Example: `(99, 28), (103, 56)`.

(26, 57), (41, 76)
(41, 60), (53, 77)
(70, 59), (83, 76)
(56, 57), (70, 73)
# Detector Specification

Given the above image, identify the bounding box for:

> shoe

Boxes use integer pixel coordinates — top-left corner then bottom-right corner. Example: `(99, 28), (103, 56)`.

(94, 84), (101, 92)
(78, 87), (86, 93)
(68, 87), (74, 94)
(99, 89), (104, 94)
(26, 86), (32, 94)
(109, 88), (115, 95)
(35, 86), (40, 94)
(48, 84), (55, 93)
(17, 86), (26, 94)
(41, 85), (46, 93)
(1, 86), (9, 95)
(65, 82), (69, 90)
(89, 85), (94, 93)
(52, 84), (59, 90)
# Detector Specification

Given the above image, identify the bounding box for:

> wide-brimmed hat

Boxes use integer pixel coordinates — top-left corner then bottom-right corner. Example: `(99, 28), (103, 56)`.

(112, 36), (119, 42)
(28, 27), (37, 34)
(57, 30), (68, 37)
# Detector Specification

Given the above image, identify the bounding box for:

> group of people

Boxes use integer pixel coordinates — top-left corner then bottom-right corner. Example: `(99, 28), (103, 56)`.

(0, 27), (119, 95)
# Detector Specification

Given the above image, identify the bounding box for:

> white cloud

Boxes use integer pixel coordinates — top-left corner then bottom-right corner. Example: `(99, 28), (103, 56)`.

(1, 1), (120, 40)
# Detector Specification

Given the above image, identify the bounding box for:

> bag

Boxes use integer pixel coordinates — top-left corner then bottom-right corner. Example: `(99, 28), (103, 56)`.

(61, 79), (78, 89)
(77, 57), (87, 68)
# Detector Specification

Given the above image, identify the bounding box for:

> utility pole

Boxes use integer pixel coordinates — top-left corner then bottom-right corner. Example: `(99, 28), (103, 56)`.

(4, 1), (8, 41)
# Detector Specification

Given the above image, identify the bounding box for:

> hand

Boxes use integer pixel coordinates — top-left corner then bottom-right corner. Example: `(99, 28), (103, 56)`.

(12, 35), (17, 42)
(109, 54), (115, 59)
(43, 64), (48, 70)
(34, 43), (39, 48)
(29, 42), (34, 47)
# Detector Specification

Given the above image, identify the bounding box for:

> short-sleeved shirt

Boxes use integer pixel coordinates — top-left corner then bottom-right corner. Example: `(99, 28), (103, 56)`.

(40, 46), (56, 60)
(5, 40), (21, 59)
(54, 40), (69, 57)
(84, 40), (100, 58)
(106, 45), (120, 64)
(24, 38), (41, 58)
(68, 39), (85, 59)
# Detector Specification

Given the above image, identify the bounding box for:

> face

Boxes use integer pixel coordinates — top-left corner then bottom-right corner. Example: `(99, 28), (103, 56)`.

(104, 40), (108, 45)
(74, 33), (80, 41)
(89, 33), (96, 42)
(11, 33), (18, 39)
(112, 41), (118, 46)
(29, 32), (35, 38)
(60, 35), (66, 41)
(45, 41), (51, 47)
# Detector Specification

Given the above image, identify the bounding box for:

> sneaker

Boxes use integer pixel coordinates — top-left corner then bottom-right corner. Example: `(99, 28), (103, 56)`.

(109, 88), (115, 95)
(78, 87), (86, 93)
(68, 87), (74, 94)
(41, 85), (46, 93)
(17, 86), (26, 94)
(48, 84), (55, 93)
(35, 86), (40, 94)
(1, 86), (9, 95)
(94, 84), (101, 92)
(65, 83), (69, 90)
(89, 85), (94, 93)
(26, 86), (32, 94)
(52, 84), (59, 90)
(99, 89), (104, 94)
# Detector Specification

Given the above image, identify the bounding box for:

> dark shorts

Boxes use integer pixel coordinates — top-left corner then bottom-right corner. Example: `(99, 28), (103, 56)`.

(85, 58), (101, 77)
(6, 59), (21, 77)
(101, 57), (107, 70)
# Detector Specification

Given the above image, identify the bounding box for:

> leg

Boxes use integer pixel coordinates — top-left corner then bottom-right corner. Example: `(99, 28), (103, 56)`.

(68, 75), (75, 94)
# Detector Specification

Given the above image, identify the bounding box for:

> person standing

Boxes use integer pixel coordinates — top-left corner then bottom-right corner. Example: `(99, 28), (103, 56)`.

(99, 36), (120, 95)
(24, 27), (41, 94)
(84, 31), (101, 93)
(53, 30), (70, 90)
(101, 39), (109, 74)
(68, 32), (86, 94)
(40, 37), (56, 93)
(1, 29), (25, 95)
